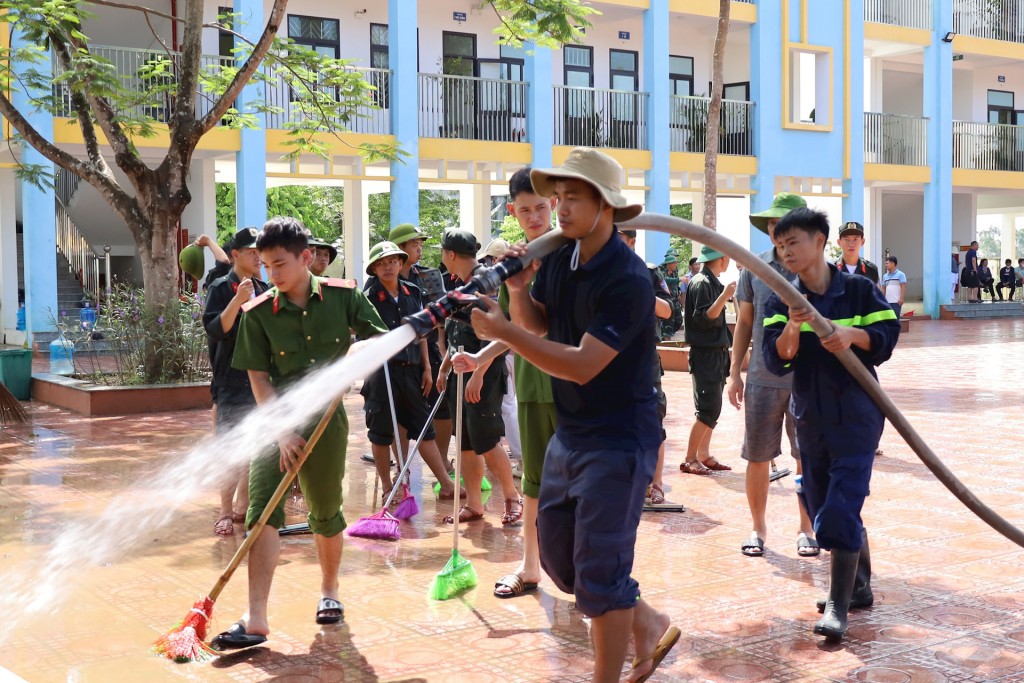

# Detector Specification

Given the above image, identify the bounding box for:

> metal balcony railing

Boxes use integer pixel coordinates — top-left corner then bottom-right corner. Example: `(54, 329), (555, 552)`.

(954, 0), (1024, 43)
(865, 112), (928, 165)
(953, 121), (1024, 171)
(669, 96), (754, 156)
(262, 66), (391, 134)
(419, 73), (528, 142)
(864, 0), (933, 30)
(553, 86), (649, 150)
(55, 199), (101, 305)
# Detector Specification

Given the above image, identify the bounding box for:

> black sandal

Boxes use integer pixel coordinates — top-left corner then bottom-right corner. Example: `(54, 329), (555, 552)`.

(210, 622), (267, 651)
(315, 597), (344, 624)
(741, 533), (765, 557)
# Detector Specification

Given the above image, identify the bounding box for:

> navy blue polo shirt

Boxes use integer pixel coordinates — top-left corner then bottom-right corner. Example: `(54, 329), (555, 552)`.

(531, 229), (660, 451)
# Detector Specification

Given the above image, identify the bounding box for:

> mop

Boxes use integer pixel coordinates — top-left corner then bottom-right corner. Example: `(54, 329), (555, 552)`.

(769, 458), (792, 482)
(428, 353), (478, 600)
(153, 396), (344, 662)
(347, 387), (450, 539)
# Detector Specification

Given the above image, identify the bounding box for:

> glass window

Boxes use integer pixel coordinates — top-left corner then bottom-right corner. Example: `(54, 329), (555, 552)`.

(988, 90), (1014, 124)
(369, 23), (390, 108)
(670, 55), (693, 97)
(287, 15), (339, 58)
(565, 45), (592, 68)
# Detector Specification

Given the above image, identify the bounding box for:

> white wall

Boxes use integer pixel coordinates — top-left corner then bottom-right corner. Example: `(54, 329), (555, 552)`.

(668, 22), (750, 96)
(952, 192), (977, 246)
(82, 1), (174, 50)
(880, 192), (924, 299)
(881, 70), (923, 116)
(962, 62), (1024, 122)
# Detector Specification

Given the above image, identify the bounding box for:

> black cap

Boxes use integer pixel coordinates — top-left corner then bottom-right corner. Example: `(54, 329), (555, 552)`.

(620, 229), (637, 238)
(231, 227), (259, 251)
(440, 228), (480, 257)
(839, 221), (865, 237)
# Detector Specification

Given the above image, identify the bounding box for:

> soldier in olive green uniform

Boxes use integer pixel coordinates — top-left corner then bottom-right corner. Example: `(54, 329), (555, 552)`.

(211, 217), (387, 652)
(661, 251), (684, 339)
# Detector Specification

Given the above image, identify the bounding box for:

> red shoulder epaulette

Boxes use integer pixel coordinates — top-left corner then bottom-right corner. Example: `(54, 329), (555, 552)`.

(241, 290), (273, 312)
(324, 278), (357, 289)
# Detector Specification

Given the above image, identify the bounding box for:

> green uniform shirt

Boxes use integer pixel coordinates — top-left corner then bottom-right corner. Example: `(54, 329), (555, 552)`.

(498, 282), (554, 405)
(232, 274), (388, 389)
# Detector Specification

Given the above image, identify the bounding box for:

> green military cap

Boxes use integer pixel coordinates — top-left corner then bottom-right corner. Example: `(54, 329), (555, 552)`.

(308, 236), (338, 264)
(366, 240), (408, 276)
(440, 228), (480, 257)
(697, 244), (726, 263)
(750, 192), (807, 234)
(388, 223), (428, 246)
(661, 250), (679, 266)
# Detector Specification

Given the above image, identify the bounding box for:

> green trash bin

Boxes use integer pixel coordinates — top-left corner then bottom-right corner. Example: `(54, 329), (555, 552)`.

(0, 348), (32, 401)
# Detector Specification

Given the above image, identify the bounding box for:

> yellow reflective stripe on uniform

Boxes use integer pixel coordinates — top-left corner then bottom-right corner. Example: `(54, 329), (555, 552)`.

(765, 308), (897, 331)
(764, 314), (789, 326)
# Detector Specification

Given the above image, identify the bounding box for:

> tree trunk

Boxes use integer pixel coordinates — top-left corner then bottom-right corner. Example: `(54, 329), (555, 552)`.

(135, 200), (186, 383)
(702, 0), (731, 232)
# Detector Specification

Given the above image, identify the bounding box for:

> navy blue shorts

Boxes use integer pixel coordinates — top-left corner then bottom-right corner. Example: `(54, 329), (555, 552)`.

(536, 433), (658, 618)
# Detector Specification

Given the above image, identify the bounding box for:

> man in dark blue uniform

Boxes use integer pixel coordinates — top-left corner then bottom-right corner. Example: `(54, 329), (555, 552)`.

(762, 208), (900, 643)
(470, 148), (679, 682)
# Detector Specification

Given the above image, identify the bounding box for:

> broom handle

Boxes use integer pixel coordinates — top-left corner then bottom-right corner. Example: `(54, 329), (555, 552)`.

(452, 347), (465, 554)
(208, 394), (344, 603)
(383, 363), (404, 486)
(381, 387), (447, 509)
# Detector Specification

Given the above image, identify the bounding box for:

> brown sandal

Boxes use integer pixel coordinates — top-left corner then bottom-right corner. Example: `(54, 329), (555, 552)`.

(679, 460), (712, 475)
(443, 505), (484, 524)
(501, 498), (524, 527)
(701, 457), (732, 471)
(213, 515), (235, 537)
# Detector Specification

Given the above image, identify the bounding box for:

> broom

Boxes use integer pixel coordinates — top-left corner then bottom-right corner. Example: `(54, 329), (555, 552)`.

(429, 354), (478, 601)
(349, 388), (448, 536)
(153, 395), (343, 662)
(0, 381), (28, 426)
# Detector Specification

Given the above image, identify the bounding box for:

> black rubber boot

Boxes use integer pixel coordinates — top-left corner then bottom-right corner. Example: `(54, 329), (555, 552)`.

(814, 548), (860, 642)
(817, 530), (873, 613)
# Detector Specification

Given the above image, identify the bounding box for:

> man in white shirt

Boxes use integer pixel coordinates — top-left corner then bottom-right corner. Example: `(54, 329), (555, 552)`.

(881, 256), (907, 318)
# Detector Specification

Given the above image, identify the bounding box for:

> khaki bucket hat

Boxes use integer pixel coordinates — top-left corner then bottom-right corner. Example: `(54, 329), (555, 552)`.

(530, 148), (643, 222)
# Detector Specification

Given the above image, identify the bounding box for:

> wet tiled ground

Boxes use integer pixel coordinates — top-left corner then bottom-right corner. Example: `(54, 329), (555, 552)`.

(1, 319), (1023, 682)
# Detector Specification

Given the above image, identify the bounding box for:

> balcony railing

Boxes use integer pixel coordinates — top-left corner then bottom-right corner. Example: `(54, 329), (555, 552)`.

(553, 86), (648, 150)
(669, 96), (754, 156)
(864, 0), (932, 30)
(953, 121), (1024, 171)
(954, 0), (1024, 43)
(865, 112), (928, 165)
(418, 73), (528, 142)
(262, 66), (391, 134)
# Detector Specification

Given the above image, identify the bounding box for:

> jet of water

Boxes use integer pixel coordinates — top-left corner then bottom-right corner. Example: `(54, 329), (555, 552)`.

(0, 325), (417, 644)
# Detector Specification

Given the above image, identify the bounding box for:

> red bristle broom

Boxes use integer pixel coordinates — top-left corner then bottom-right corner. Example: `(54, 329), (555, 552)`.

(348, 387), (447, 537)
(153, 396), (343, 662)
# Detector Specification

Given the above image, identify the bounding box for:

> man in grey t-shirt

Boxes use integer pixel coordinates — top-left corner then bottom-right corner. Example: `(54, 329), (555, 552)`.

(728, 193), (818, 559)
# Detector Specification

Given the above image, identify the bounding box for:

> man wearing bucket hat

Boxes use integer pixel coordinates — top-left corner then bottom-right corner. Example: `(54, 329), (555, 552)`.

(467, 148), (679, 682)
(681, 244), (736, 477)
(307, 237), (338, 277)
(659, 250), (684, 338)
(360, 241), (459, 501)
(728, 193), (818, 559)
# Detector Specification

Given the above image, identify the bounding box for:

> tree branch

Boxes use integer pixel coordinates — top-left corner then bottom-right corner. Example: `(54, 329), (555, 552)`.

(172, 0), (203, 131)
(49, 37), (113, 179)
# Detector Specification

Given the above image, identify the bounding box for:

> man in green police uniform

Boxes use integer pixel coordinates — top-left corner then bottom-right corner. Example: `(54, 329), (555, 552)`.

(661, 250), (684, 339)
(210, 217), (387, 651)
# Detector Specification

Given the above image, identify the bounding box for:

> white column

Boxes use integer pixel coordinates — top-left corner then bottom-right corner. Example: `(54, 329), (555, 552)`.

(344, 179), (370, 286)
(690, 190), (705, 254)
(865, 187), (884, 267)
(1001, 213), (1017, 266)
(181, 158), (219, 271)
(473, 185), (491, 245)
(0, 169), (18, 332)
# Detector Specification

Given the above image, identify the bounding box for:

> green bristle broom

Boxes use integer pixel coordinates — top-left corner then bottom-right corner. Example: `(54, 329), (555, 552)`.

(429, 350), (478, 600)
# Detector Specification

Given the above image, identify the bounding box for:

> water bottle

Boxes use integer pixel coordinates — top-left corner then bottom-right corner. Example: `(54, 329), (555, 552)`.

(49, 334), (76, 376)
(794, 474), (803, 494)
(79, 303), (97, 332)
(16, 303), (25, 331)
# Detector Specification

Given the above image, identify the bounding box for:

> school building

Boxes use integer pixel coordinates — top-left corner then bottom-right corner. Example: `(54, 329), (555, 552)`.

(2, 0), (1024, 342)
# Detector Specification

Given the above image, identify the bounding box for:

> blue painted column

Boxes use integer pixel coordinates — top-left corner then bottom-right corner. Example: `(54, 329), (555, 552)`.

(12, 26), (57, 336)
(525, 42), (553, 169)
(842, 0), (866, 229)
(643, 0), (670, 263)
(922, 1), (953, 317)
(235, 0), (267, 229)
(747, 1), (784, 255)
(389, 0), (419, 226)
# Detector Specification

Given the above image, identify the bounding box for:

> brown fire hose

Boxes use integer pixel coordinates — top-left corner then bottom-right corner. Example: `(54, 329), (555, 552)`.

(624, 212), (1024, 549)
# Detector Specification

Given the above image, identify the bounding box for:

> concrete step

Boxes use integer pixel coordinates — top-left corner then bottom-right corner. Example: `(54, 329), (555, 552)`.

(940, 302), (1024, 320)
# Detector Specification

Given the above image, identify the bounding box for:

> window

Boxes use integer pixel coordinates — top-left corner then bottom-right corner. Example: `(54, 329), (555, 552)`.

(988, 90), (1014, 124)
(370, 23), (390, 108)
(787, 46), (832, 129)
(442, 31), (476, 76)
(475, 44), (525, 117)
(499, 44), (524, 83)
(723, 82), (750, 101)
(287, 14), (339, 58)
(669, 55), (693, 97)
(609, 49), (638, 92)
(564, 45), (593, 88)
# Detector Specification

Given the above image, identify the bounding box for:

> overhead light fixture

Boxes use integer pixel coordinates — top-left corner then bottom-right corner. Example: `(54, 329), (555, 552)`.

(942, 31), (956, 43)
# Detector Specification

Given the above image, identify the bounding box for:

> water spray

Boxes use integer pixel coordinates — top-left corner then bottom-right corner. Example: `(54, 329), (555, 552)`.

(624, 212), (1024, 549)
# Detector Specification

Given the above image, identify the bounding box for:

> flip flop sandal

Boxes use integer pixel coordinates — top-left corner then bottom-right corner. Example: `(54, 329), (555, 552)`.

(647, 484), (666, 505)
(701, 457), (732, 471)
(679, 461), (713, 476)
(210, 622), (267, 651)
(214, 515), (235, 537)
(630, 625), (681, 683)
(797, 534), (821, 557)
(443, 505), (484, 524)
(501, 498), (524, 527)
(493, 573), (539, 599)
(741, 533), (765, 557)
(315, 597), (344, 624)
(231, 513), (246, 524)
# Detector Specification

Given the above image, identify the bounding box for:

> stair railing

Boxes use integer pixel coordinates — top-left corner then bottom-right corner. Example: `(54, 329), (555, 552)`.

(55, 198), (101, 306)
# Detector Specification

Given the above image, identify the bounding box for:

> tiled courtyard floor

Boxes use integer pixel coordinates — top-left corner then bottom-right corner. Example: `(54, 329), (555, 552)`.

(1, 318), (1023, 682)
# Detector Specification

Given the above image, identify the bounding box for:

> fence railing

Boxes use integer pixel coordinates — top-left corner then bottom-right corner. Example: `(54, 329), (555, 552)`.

(953, 0), (1024, 43)
(418, 73), (527, 142)
(669, 96), (754, 156)
(953, 121), (1024, 171)
(55, 167), (81, 208)
(55, 199), (101, 305)
(864, 0), (933, 30)
(553, 86), (648, 150)
(865, 112), (928, 165)
(262, 65), (391, 134)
